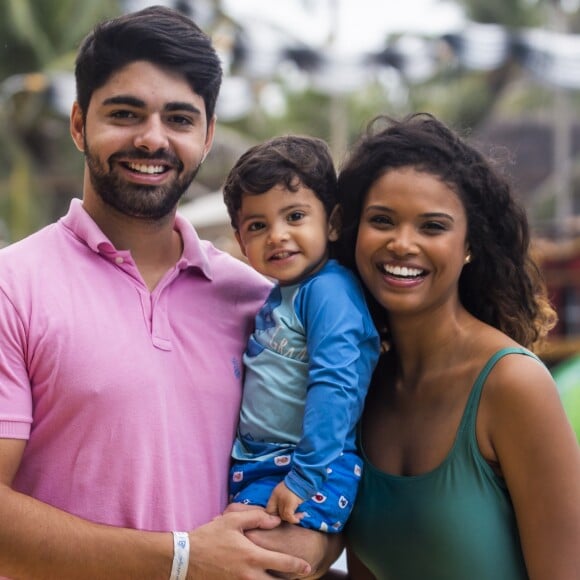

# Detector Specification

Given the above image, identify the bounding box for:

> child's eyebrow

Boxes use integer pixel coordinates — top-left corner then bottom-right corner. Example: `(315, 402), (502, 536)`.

(279, 202), (311, 213)
(238, 201), (314, 227)
(239, 212), (264, 224)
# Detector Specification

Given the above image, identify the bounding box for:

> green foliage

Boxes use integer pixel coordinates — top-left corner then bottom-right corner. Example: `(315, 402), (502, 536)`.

(458, 0), (546, 27)
(0, 0), (121, 80)
(0, 0), (122, 242)
(223, 82), (395, 160)
(0, 0), (576, 242)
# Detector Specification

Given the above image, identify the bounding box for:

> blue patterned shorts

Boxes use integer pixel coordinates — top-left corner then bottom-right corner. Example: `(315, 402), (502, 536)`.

(229, 451), (362, 533)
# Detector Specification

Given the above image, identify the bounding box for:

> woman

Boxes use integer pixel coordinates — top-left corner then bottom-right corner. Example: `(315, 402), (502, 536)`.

(334, 113), (580, 579)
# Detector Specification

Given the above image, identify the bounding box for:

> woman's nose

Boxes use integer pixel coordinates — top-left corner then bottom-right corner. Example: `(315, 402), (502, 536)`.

(386, 227), (417, 256)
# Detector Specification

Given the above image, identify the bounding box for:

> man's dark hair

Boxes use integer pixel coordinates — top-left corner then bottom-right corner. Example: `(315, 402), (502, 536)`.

(74, 5), (222, 123)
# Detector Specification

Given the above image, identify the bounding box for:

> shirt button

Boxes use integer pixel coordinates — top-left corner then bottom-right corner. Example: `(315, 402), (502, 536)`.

(115, 256), (124, 264)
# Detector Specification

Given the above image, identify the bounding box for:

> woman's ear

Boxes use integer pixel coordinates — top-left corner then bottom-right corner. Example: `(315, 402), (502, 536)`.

(328, 205), (342, 242)
(464, 243), (472, 265)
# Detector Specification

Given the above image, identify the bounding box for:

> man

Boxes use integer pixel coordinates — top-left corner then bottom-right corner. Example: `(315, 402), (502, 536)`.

(0, 6), (333, 578)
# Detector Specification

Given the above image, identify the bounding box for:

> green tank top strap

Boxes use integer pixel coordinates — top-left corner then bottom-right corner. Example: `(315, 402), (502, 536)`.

(459, 346), (541, 439)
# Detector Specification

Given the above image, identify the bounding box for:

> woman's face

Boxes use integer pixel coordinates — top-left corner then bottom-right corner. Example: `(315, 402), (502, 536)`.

(355, 167), (469, 318)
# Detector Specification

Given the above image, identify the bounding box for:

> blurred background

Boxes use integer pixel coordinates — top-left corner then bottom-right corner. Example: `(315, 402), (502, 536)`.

(1, 0), (579, 382)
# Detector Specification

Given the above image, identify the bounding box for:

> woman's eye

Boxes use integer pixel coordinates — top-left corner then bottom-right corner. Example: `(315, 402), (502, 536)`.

(423, 221), (447, 233)
(369, 215), (392, 226)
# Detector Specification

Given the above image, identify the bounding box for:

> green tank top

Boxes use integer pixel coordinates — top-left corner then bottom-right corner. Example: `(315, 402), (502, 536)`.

(346, 348), (538, 580)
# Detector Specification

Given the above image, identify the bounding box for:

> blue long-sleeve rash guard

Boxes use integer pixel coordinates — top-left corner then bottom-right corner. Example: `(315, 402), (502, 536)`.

(232, 259), (380, 500)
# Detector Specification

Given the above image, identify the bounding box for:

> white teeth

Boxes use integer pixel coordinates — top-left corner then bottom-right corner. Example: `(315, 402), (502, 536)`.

(272, 252), (292, 259)
(383, 264), (423, 277)
(127, 162), (165, 174)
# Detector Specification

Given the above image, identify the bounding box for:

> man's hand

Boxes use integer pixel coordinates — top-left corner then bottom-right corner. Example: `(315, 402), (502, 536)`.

(187, 508), (311, 579)
(266, 482), (305, 524)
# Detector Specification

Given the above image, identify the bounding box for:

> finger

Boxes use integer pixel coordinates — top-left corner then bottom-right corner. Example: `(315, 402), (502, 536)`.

(258, 548), (312, 578)
(279, 504), (300, 524)
(230, 508), (282, 531)
(224, 502), (265, 514)
(265, 496), (279, 516)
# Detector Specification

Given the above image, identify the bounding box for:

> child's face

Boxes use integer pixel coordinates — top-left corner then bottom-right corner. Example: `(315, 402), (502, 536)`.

(235, 184), (338, 285)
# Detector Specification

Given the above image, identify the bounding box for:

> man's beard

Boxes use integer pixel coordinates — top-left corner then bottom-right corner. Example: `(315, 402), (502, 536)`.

(84, 143), (201, 220)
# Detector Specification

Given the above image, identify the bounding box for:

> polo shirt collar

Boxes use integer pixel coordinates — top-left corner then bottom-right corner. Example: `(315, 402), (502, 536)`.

(60, 198), (213, 280)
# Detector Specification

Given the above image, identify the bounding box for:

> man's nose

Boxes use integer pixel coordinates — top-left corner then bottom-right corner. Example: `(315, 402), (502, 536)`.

(133, 115), (169, 152)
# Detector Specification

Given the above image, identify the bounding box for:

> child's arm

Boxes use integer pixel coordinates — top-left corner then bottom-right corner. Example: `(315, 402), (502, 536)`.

(282, 269), (381, 515)
(266, 481), (306, 524)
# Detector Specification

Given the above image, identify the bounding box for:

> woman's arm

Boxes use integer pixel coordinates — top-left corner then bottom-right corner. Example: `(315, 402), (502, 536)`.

(248, 524), (344, 579)
(488, 355), (580, 579)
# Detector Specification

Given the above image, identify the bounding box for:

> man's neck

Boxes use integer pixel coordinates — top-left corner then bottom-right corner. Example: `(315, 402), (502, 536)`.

(82, 197), (183, 291)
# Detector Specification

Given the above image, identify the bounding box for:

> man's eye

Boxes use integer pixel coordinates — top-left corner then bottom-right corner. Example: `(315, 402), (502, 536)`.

(110, 110), (136, 120)
(169, 115), (194, 126)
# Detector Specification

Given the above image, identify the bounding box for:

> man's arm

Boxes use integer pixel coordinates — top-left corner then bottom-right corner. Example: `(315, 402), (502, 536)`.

(0, 439), (311, 580)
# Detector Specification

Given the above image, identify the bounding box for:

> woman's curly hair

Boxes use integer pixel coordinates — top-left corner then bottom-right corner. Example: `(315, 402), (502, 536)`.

(337, 113), (556, 350)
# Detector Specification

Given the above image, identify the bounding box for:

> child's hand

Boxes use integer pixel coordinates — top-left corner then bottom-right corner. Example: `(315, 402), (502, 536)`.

(265, 482), (305, 524)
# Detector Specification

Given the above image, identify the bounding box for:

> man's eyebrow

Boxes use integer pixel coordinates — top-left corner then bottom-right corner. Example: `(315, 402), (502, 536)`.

(102, 95), (145, 108)
(165, 102), (202, 116)
(101, 95), (202, 116)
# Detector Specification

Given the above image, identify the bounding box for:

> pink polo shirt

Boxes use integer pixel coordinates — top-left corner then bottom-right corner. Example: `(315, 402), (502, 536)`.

(0, 199), (270, 531)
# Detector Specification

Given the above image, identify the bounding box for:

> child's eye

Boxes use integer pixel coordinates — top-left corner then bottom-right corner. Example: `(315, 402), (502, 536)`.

(287, 212), (305, 223)
(247, 222), (265, 232)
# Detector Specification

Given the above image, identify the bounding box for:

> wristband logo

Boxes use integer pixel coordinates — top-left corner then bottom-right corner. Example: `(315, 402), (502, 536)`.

(171, 531), (189, 580)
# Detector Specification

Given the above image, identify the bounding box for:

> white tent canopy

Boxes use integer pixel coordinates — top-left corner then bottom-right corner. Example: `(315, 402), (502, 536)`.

(179, 191), (230, 228)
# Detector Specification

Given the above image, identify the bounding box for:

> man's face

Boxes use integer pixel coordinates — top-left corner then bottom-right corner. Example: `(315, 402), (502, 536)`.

(71, 60), (215, 220)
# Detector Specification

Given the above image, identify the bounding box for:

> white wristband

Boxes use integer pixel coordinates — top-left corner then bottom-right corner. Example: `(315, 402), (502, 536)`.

(170, 531), (190, 580)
